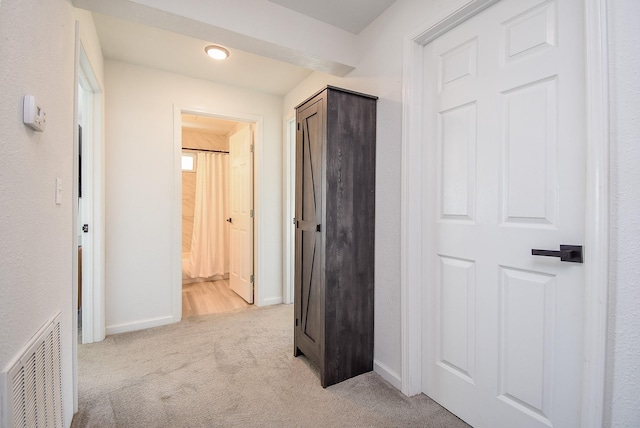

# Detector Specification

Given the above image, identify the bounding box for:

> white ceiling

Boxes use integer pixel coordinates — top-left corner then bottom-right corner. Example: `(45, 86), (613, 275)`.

(89, 1), (397, 103)
(267, 0), (397, 34)
(93, 13), (313, 96)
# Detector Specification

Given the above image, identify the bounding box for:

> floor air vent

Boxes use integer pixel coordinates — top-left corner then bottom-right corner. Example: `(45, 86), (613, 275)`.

(2, 312), (64, 428)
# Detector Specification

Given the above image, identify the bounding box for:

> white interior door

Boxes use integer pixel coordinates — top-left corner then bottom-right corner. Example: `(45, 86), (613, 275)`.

(422, 1), (586, 427)
(229, 125), (254, 303)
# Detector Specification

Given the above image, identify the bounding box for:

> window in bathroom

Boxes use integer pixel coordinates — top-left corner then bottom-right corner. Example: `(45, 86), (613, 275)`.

(182, 152), (196, 172)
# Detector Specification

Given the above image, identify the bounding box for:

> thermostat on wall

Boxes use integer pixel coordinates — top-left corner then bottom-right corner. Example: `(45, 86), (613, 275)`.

(23, 95), (46, 132)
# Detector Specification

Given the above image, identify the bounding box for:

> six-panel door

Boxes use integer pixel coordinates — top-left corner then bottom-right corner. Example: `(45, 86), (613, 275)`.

(422, 0), (586, 426)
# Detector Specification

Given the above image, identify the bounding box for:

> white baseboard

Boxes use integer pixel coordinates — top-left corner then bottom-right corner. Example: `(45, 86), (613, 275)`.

(374, 359), (402, 390)
(258, 296), (283, 307)
(106, 315), (177, 335)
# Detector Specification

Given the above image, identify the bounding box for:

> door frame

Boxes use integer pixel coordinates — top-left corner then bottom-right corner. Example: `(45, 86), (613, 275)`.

(72, 22), (106, 410)
(399, 0), (610, 426)
(77, 54), (105, 346)
(172, 105), (264, 315)
(283, 114), (296, 305)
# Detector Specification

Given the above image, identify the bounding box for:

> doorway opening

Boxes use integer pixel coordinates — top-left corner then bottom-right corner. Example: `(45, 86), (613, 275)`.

(178, 113), (256, 317)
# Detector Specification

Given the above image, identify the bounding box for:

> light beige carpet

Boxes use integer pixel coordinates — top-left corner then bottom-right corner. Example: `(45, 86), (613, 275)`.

(72, 304), (469, 427)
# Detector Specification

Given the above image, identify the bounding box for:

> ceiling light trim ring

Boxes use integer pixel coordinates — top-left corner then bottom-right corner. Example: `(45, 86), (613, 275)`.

(204, 44), (230, 60)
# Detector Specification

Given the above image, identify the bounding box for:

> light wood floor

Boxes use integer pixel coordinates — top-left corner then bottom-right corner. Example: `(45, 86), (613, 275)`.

(182, 279), (251, 318)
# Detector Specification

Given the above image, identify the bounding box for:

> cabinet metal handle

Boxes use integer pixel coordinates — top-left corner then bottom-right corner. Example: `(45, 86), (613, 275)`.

(531, 245), (583, 263)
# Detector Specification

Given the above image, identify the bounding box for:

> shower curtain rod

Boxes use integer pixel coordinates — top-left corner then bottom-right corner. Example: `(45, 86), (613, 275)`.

(182, 147), (229, 154)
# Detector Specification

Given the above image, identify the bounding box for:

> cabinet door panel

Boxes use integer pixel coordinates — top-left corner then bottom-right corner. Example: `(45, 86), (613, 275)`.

(295, 98), (324, 361)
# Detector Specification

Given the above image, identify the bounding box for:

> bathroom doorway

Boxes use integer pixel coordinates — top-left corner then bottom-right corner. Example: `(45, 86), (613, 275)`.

(179, 113), (255, 317)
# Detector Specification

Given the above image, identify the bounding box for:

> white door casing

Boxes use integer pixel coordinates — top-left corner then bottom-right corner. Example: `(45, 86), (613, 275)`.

(283, 116), (296, 305)
(73, 28), (106, 411)
(76, 43), (105, 346)
(229, 125), (254, 303)
(401, 0), (610, 426)
(78, 79), (93, 345)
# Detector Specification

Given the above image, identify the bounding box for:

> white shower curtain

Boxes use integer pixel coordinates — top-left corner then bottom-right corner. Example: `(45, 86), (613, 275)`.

(187, 152), (229, 279)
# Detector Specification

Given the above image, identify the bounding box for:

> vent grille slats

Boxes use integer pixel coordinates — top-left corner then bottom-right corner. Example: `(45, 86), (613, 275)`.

(11, 368), (26, 427)
(3, 312), (64, 428)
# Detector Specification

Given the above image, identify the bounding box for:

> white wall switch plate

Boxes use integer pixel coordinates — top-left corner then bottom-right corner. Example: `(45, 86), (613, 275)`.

(23, 95), (46, 132)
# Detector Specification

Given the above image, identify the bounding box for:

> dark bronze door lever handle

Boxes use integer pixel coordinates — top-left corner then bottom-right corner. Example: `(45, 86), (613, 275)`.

(531, 245), (583, 263)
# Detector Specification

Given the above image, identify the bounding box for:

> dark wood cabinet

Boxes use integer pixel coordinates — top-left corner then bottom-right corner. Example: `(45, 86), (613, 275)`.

(294, 86), (377, 388)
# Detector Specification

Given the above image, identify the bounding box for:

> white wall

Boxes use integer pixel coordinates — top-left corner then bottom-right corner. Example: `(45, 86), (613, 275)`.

(283, 0), (451, 388)
(104, 60), (283, 333)
(0, 0), (76, 424)
(606, 0), (640, 426)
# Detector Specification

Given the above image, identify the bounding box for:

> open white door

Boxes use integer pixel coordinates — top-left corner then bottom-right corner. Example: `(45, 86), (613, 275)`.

(422, 0), (586, 427)
(229, 125), (254, 303)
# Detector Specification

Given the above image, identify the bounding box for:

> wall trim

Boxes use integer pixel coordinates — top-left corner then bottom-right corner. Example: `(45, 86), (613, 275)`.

(374, 359), (402, 390)
(282, 114), (296, 305)
(72, 21), (80, 415)
(409, 0), (499, 45)
(73, 20), (107, 412)
(581, 0), (610, 426)
(106, 315), (177, 336)
(399, 32), (423, 398)
(78, 45), (106, 346)
(400, 1), (610, 424)
(262, 296), (284, 306)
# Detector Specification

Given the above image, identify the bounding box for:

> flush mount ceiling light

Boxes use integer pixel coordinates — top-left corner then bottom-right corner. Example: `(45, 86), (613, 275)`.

(204, 45), (230, 60)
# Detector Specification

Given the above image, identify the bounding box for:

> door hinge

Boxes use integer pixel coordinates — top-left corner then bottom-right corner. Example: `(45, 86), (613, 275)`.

(250, 144), (254, 153)
(250, 209), (255, 218)
(82, 224), (89, 233)
(250, 274), (255, 283)
(297, 123), (300, 131)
